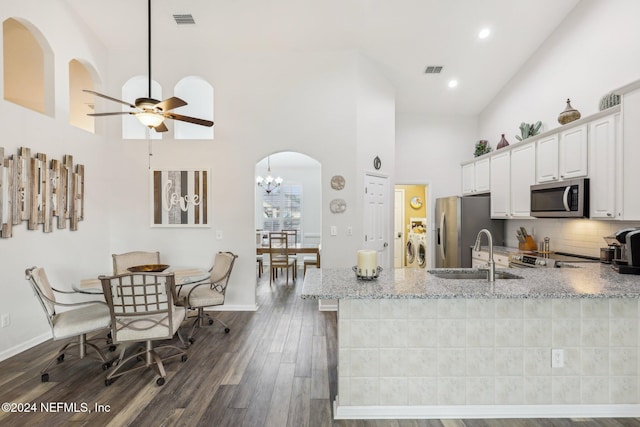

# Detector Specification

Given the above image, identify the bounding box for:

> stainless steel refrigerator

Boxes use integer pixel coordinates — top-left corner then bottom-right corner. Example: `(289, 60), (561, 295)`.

(435, 195), (504, 268)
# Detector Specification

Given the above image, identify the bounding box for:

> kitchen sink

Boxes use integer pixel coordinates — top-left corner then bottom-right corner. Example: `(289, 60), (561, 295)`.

(428, 270), (523, 280)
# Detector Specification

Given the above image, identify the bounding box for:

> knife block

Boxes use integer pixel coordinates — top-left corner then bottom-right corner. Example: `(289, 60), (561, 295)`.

(519, 235), (538, 251)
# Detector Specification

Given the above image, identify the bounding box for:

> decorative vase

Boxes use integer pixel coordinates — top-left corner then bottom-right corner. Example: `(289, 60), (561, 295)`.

(496, 134), (509, 149)
(557, 98), (581, 125)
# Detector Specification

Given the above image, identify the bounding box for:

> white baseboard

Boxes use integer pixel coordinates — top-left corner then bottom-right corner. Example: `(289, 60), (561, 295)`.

(204, 304), (259, 312)
(318, 299), (337, 311)
(333, 402), (640, 419)
(0, 332), (50, 362)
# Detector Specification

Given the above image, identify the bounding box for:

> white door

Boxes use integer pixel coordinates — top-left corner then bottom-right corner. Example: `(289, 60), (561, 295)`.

(364, 174), (390, 269)
(393, 188), (405, 268)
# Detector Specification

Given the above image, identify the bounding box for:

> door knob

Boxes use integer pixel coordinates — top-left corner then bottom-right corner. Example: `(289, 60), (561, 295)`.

(383, 242), (389, 248)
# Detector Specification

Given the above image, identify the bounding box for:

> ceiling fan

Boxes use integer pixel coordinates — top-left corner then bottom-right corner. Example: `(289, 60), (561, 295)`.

(84, 0), (213, 133)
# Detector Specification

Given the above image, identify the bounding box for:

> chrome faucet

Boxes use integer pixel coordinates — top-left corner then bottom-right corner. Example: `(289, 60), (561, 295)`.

(473, 228), (495, 282)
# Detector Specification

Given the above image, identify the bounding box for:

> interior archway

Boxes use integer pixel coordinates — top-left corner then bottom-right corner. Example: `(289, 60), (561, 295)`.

(254, 151), (322, 280)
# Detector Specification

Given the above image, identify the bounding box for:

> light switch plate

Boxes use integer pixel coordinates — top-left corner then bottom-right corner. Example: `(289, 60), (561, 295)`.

(216, 230), (223, 240)
(330, 226), (337, 236)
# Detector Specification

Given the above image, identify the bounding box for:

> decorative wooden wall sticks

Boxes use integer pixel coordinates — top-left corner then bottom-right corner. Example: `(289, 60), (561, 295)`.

(0, 146), (84, 238)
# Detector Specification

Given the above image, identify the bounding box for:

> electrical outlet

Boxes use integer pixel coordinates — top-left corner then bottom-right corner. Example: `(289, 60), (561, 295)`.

(551, 349), (564, 368)
(1, 314), (10, 328)
(347, 226), (353, 236)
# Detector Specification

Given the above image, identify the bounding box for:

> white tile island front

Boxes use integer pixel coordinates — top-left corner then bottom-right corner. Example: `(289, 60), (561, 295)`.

(301, 265), (640, 420)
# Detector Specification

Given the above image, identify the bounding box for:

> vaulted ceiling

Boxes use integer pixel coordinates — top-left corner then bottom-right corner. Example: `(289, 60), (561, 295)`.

(64, 0), (581, 115)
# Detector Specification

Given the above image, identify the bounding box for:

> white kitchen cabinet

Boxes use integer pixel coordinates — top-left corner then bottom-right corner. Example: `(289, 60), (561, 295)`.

(471, 249), (509, 268)
(536, 134), (558, 183)
(620, 87), (640, 220)
(461, 157), (490, 195)
(559, 124), (588, 180)
(536, 124), (588, 183)
(489, 150), (510, 218)
(589, 114), (618, 219)
(509, 142), (536, 217)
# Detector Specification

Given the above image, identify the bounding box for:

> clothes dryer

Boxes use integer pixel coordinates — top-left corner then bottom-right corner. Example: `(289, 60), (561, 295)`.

(406, 232), (419, 267)
(415, 232), (428, 268)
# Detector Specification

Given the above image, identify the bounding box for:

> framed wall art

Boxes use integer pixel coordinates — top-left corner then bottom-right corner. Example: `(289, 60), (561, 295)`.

(150, 169), (210, 227)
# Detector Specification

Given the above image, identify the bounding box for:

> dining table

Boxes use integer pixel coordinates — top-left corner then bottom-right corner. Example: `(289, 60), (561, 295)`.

(74, 267), (210, 292)
(256, 243), (321, 267)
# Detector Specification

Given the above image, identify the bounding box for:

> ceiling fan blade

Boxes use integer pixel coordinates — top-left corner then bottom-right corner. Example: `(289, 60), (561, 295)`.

(165, 113), (214, 127)
(154, 97), (187, 112)
(88, 112), (134, 117)
(83, 90), (137, 109)
(154, 122), (169, 132)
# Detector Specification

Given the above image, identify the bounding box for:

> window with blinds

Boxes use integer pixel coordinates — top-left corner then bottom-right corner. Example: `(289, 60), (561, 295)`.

(262, 184), (302, 242)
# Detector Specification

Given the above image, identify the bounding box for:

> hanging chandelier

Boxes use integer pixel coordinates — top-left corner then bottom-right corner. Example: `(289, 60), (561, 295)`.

(256, 156), (283, 194)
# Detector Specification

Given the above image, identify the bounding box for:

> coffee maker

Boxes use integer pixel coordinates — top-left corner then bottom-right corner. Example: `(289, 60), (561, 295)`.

(609, 227), (640, 274)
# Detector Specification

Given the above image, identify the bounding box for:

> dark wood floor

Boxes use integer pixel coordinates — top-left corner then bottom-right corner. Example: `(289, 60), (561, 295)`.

(1, 268), (640, 426)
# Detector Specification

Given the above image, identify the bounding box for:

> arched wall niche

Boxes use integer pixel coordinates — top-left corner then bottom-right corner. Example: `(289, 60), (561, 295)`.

(69, 59), (100, 133)
(173, 76), (214, 140)
(2, 17), (54, 116)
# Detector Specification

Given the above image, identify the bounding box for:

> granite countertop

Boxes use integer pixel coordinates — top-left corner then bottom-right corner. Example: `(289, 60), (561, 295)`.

(301, 263), (640, 300)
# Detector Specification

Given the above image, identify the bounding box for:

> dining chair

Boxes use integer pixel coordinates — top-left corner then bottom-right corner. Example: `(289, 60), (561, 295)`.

(269, 232), (296, 286)
(99, 271), (187, 386)
(256, 254), (264, 278)
(112, 251), (160, 274)
(176, 251), (238, 343)
(304, 243), (321, 276)
(282, 229), (298, 279)
(25, 266), (113, 383)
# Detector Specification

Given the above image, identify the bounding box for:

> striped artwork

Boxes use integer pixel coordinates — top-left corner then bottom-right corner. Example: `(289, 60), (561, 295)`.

(151, 170), (209, 227)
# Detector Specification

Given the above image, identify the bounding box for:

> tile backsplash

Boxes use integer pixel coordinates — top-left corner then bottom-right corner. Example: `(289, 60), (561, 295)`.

(505, 219), (640, 257)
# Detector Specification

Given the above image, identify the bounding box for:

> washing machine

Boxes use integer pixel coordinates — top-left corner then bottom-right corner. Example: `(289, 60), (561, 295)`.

(415, 232), (427, 268)
(406, 232), (419, 267)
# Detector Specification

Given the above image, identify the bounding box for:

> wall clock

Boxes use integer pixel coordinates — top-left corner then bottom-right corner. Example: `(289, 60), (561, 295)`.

(410, 196), (423, 209)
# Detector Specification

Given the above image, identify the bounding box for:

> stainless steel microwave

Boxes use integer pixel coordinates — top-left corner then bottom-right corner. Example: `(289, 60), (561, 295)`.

(530, 178), (589, 218)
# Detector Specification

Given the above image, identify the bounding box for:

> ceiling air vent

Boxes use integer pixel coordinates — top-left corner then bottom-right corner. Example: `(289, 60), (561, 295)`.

(173, 14), (195, 25)
(424, 66), (443, 74)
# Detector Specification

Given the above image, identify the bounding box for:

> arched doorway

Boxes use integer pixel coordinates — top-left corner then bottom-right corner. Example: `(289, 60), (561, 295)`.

(254, 151), (322, 282)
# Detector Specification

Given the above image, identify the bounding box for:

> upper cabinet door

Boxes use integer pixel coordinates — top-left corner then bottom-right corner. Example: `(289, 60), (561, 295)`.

(510, 142), (536, 217)
(461, 162), (475, 195)
(589, 115), (617, 219)
(536, 134), (559, 183)
(559, 124), (588, 180)
(474, 157), (491, 193)
(490, 150), (510, 219)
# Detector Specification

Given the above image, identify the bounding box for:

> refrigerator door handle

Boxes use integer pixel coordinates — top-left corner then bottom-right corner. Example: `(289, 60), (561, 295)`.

(439, 211), (446, 261)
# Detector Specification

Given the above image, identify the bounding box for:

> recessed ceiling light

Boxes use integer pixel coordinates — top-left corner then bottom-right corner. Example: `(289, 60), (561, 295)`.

(478, 28), (491, 39)
(448, 80), (458, 88)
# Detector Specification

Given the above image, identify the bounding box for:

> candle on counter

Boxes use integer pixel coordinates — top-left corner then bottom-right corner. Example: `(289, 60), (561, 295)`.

(357, 250), (377, 276)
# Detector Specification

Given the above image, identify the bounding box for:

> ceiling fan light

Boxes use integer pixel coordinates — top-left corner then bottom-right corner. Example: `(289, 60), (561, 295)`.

(136, 111), (165, 128)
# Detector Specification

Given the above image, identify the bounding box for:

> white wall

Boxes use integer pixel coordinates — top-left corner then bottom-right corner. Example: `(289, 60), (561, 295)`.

(479, 0), (640, 144)
(476, 0), (640, 260)
(0, 1), (110, 359)
(0, 0), (400, 357)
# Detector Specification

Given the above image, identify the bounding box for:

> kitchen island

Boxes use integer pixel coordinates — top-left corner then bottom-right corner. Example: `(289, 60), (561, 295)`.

(301, 264), (640, 419)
